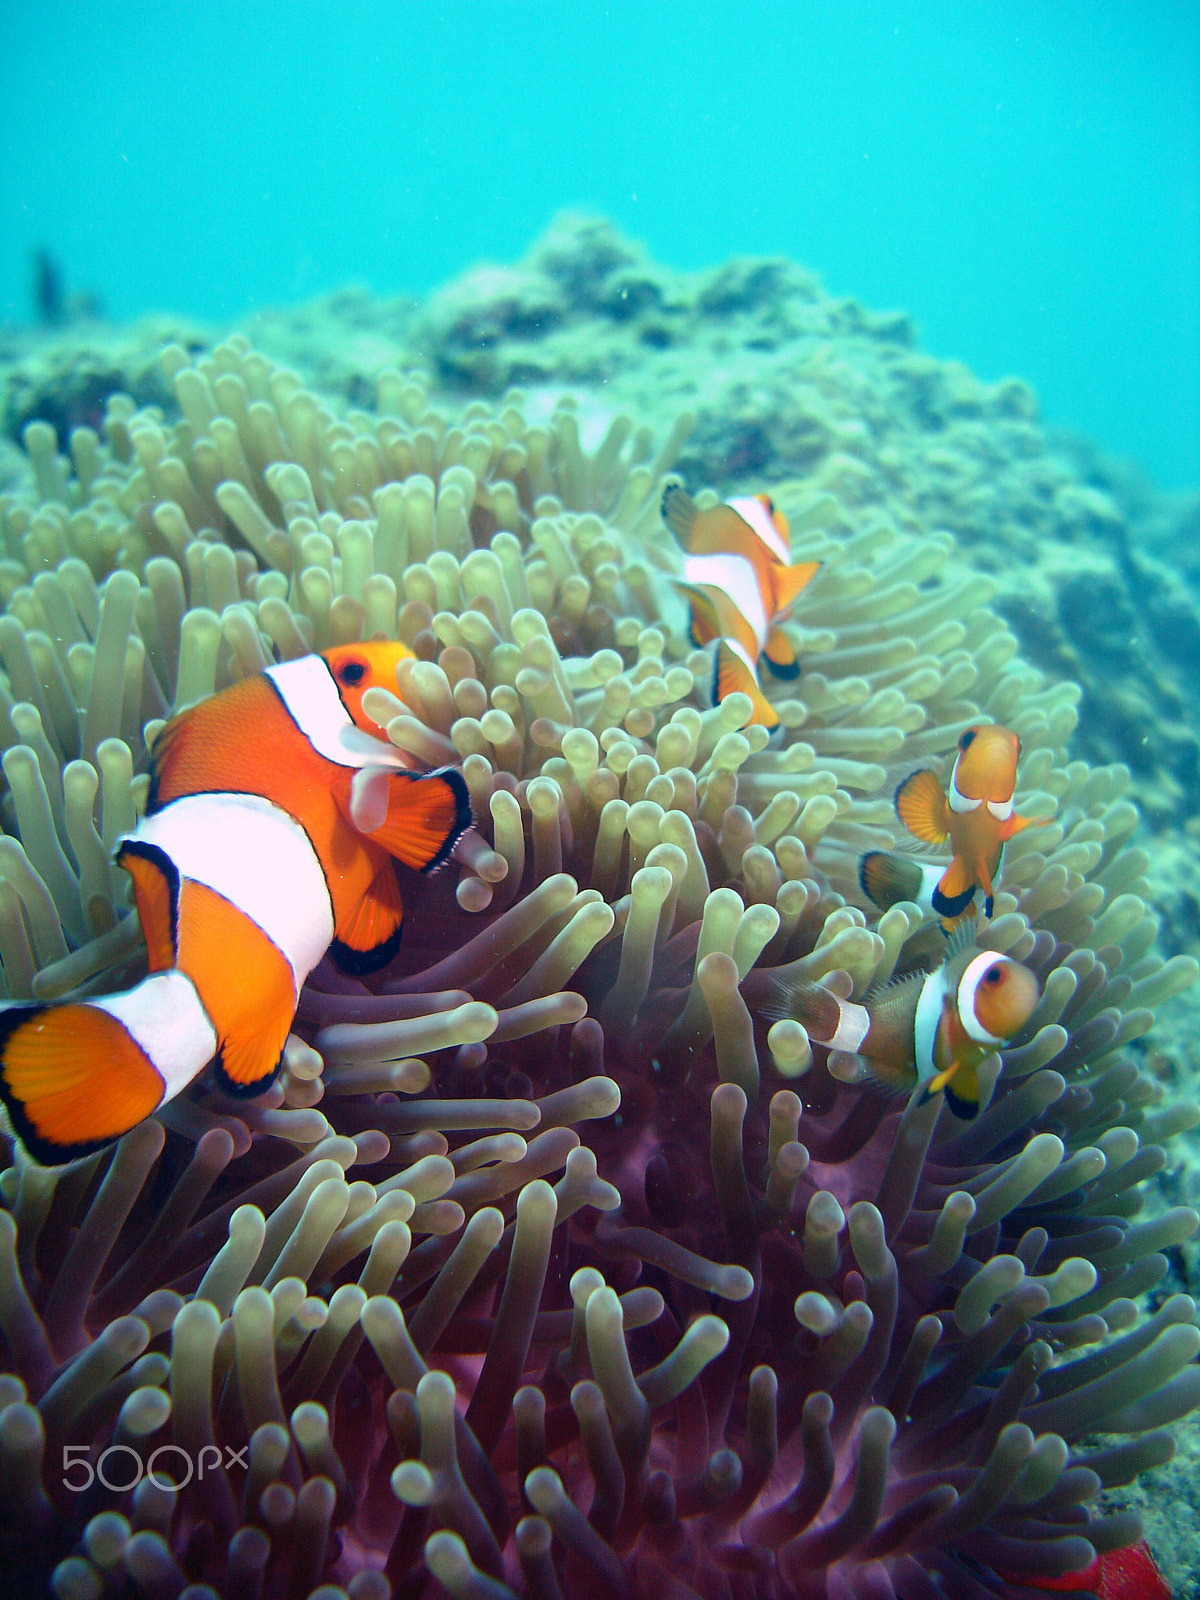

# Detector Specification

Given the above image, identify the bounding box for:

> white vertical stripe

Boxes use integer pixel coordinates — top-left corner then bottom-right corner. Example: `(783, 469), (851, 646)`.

(913, 967), (948, 1083)
(828, 999), (870, 1054)
(266, 655), (411, 771)
(94, 972), (217, 1101)
(917, 861), (948, 907)
(720, 636), (761, 678)
(955, 952), (1008, 1046)
(727, 497), (791, 564)
(682, 552), (770, 646)
(128, 792), (335, 992)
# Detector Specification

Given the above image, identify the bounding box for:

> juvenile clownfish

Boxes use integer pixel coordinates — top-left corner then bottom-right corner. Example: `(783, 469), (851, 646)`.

(767, 929), (1040, 1119)
(662, 485), (819, 730)
(0, 642), (472, 1166)
(861, 723), (1043, 928)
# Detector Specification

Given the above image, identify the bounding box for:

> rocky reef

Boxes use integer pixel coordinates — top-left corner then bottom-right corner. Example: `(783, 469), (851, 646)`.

(0, 221), (1198, 1597)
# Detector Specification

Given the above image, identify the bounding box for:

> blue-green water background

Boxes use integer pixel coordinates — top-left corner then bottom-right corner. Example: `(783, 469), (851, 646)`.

(2, 0), (1197, 489)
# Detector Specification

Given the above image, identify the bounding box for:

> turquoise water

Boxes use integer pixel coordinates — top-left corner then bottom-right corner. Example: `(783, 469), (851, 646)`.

(1, 0), (1197, 488)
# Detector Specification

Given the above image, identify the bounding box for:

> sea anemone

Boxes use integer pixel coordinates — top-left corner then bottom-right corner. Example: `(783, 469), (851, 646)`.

(0, 336), (1197, 1600)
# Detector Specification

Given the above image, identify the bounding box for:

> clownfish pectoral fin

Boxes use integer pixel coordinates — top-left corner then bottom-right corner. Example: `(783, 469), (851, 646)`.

(116, 840), (179, 971)
(359, 767), (473, 873)
(931, 854), (978, 924)
(765, 976), (845, 1040)
(0, 1000), (167, 1165)
(670, 579), (723, 648)
(894, 769), (951, 846)
(331, 860), (405, 975)
(768, 560), (820, 617)
(661, 484), (699, 546)
(1001, 811), (1046, 841)
(762, 625), (801, 680)
(714, 640), (779, 728)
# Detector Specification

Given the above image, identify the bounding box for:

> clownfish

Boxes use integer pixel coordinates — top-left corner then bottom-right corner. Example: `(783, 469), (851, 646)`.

(0, 642), (472, 1166)
(767, 929), (1040, 1118)
(861, 723), (1043, 928)
(663, 485), (819, 729)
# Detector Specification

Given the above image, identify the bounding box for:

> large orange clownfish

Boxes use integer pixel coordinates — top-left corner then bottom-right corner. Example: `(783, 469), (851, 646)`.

(663, 486), (819, 729)
(0, 642), (472, 1165)
(861, 723), (1043, 928)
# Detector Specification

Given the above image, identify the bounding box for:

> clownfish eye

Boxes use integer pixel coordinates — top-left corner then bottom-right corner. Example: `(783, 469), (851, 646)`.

(983, 965), (1004, 985)
(336, 659), (367, 686)
(764, 496), (776, 515)
(958, 729), (977, 752)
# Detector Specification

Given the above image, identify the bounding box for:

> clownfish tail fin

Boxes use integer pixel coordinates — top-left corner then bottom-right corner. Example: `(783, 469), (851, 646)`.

(768, 978), (845, 1044)
(0, 998), (169, 1166)
(860, 850), (924, 911)
(662, 483), (699, 546)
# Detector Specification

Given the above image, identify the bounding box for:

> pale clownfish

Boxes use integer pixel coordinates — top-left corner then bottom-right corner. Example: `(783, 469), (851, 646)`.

(860, 723), (1044, 929)
(766, 928), (1040, 1119)
(0, 642), (472, 1166)
(663, 485), (819, 730)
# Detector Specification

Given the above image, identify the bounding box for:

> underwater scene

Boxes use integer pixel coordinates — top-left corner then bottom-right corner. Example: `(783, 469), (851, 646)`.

(2, 4), (1200, 1599)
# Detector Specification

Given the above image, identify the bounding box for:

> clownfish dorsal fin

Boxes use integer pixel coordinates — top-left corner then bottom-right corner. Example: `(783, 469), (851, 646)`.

(895, 768), (951, 845)
(346, 766), (473, 873)
(863, 967), (929, 1004)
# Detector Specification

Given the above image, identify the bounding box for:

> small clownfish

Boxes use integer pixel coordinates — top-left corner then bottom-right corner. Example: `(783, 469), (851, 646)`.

(766, 928), (1040, 1118)
(0, 642), (472, 1166)
(861, 723), (1043, 929)
(662, 485), (819, 730)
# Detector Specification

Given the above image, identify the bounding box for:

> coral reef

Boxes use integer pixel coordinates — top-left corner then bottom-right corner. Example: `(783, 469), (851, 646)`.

(0, 305), (1197, 1599)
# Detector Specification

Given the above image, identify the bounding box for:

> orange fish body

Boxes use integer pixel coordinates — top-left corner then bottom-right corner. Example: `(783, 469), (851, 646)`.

(663, 486), (819, 729)
(0, 643), (471, 1165)
(871, 724), (1041, 927)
